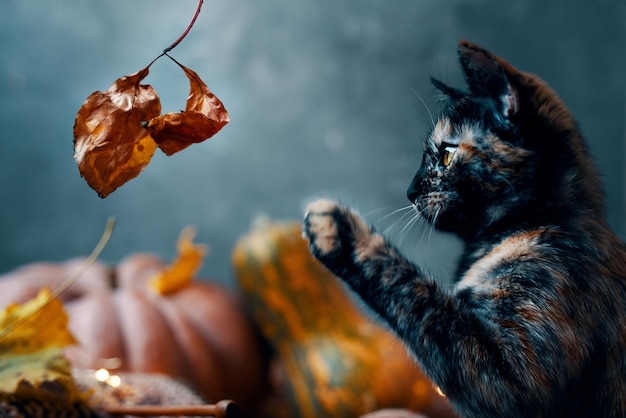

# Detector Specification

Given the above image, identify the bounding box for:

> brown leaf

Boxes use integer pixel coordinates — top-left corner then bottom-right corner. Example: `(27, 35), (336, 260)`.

(73, 67), (161, 198)
(147, 64), (229, 156)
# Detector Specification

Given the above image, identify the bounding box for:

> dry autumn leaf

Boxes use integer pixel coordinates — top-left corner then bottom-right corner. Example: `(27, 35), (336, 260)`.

(149, 226), (208, 295)
(147, 63), (230, 156)
(0, 289), (85, 408)
(74, 61), (229, 198)
(0, 219), (114, 412)
(73, 66), (161, 198)
(0, 288), (76, 355)
(72, 0), (228, 198)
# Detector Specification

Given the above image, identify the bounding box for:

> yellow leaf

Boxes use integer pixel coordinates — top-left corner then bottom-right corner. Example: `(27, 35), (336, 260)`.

(150, 226), (208, 295)
(0, 290), (85, 407)
(0, 288), (77, 355)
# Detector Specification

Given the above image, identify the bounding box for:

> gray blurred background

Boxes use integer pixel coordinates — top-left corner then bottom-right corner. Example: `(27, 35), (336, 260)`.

(1, 0), (624, 286)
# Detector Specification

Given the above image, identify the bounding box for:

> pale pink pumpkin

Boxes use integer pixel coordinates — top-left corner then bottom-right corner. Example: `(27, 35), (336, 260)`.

(0, 254), (267, 415)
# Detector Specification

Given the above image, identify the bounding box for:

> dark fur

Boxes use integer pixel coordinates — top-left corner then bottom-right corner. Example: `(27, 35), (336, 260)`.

(303, 40), (626, 418)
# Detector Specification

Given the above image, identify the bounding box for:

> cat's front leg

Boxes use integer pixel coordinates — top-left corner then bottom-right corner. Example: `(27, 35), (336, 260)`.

(303, 198), (425, 327)
(304, 200), (532, 417)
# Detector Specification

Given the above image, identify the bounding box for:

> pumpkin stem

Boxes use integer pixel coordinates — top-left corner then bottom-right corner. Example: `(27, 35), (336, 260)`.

(108, 269), (118, 289)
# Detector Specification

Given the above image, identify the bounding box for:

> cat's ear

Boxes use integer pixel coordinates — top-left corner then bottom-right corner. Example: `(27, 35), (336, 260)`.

(458, 40), (519, 118)
(430, 77), (464, 102)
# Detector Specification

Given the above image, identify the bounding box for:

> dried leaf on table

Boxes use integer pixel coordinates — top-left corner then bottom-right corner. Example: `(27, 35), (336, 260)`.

(73, 66), (161, 198)
(147, 63), (229, 155)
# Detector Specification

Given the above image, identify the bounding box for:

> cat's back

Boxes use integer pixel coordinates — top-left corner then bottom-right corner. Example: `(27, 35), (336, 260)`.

(455, 224), (626, 416)
(456, 223), (626, 331)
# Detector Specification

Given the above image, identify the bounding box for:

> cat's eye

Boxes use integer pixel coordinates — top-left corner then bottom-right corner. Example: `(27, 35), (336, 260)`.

(441, 145), (457, 167)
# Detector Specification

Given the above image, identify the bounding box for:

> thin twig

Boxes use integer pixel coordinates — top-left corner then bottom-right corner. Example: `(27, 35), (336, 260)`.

(105, 400), (239, 418)
(49, 217), (115, 300)
(163, 0), (204, 53)
(146, 0), (204, 68)
(0, 217), (115, 339)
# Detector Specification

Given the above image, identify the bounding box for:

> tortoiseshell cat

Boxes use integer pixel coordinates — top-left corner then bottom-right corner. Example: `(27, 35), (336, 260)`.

(303, 40), (626, 418)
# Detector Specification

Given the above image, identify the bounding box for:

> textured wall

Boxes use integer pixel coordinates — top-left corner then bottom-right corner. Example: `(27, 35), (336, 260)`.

(1, 0), (624, 285)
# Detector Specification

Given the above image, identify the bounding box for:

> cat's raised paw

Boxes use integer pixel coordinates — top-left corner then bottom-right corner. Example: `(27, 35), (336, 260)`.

(303, 199), (346, 258)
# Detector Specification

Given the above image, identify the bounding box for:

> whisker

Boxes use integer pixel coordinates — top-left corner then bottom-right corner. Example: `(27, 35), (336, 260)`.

(396, 206), (432, 248)
(396, 211), (420, 241)
(381, 205), (414, 220)
(363, 206), (394, 218)
(427, 206), (441, 245)
(380, 204), (424, 245)
(382, 208), (416, 238)
(410, 86), (435, 129)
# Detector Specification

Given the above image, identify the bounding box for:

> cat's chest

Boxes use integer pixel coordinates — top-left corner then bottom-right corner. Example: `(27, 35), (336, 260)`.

(456, 230), (544, 292)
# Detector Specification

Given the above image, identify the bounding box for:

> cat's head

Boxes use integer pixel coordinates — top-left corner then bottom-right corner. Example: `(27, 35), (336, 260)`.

(407, 40), (601, 239)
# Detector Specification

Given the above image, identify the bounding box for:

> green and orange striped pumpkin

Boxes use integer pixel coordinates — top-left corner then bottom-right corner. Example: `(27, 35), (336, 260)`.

(232, 218), (445, 418)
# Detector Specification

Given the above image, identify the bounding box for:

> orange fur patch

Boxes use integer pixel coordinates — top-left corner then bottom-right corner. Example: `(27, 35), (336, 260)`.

(457, 230), (545, 291)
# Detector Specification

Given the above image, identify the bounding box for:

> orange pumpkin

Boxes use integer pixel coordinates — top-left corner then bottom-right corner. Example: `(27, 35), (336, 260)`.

(232, 219), (450, 418)
(0, 253), (267, 415)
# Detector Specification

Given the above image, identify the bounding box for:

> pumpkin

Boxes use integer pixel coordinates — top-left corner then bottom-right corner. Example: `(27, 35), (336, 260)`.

(0, 252), (267, 416)
(232, 218), (451, 418)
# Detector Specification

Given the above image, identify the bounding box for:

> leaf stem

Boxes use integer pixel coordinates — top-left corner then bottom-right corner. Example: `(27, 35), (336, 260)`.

(163, 0), (204, 53)
(146, 0), (204, 69)
(164, 52), (184, 68)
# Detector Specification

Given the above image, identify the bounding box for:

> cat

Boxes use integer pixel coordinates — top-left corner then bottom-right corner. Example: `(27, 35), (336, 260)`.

(303, 40), (626, 418)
